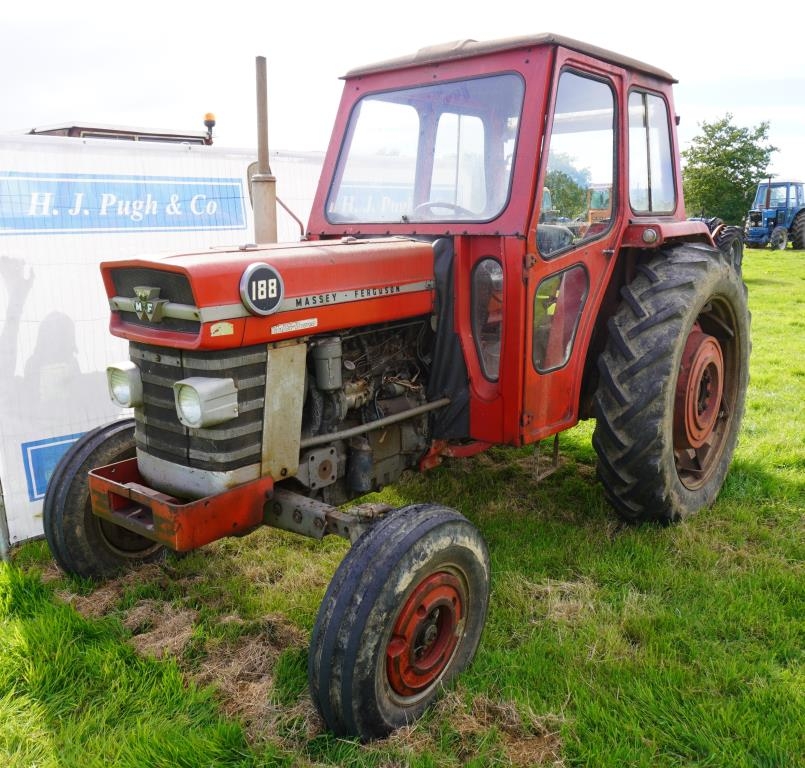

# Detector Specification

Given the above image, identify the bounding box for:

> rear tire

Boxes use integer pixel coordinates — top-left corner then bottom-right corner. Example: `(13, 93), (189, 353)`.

(593, 245), (750, 524)
(309, 503), (489, 740)
(790, 214), (805, 250)
(43, 419), (165, 578)
(715, 225), (744, 274)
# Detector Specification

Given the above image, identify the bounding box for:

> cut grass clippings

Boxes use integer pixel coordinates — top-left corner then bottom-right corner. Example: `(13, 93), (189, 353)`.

(3, 248), (804, 767)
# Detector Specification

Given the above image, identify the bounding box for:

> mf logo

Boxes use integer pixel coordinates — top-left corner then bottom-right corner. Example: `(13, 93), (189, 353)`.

(133, 286), (168, 322)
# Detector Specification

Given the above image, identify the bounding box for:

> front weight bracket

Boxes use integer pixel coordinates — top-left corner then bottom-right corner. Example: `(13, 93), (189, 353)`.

(265, 488), (392, 543)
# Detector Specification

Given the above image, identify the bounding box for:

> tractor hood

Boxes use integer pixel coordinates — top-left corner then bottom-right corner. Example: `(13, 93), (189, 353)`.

(101, 237), (436, 349)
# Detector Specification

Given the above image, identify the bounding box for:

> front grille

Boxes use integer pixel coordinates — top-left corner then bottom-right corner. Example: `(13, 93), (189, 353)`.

(131, 342), (266, 472)
(110, 267), (200, 333)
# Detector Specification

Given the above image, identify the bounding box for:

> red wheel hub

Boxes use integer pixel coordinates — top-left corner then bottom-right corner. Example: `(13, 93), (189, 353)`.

(674, 325), (724, 449)
(386, 571), (464, 697)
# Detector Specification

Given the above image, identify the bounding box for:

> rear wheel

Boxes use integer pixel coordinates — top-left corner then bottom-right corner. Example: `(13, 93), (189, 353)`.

(593, 244), (750, 524)
(790, 214), (805, 250)
(43, 419), (165, 578)
(309, 504), (489, 740)
(715, 225), (744, 274)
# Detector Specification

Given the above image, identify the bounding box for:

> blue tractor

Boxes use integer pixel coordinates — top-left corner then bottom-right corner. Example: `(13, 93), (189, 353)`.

(744, 179), (805, 249)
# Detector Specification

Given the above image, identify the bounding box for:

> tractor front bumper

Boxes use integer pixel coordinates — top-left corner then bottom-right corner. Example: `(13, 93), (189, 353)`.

(88, 458), (273, 551)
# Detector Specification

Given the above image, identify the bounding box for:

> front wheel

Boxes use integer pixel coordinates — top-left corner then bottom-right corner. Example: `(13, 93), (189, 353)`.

(770, 226), (788, 250)
(309, 504), (490, 740)
(43, 419), (165, 578)
(593, 244), (750, 524)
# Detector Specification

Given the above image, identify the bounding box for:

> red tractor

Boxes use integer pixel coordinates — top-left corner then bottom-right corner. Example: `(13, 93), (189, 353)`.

(44, 34), (750, 741)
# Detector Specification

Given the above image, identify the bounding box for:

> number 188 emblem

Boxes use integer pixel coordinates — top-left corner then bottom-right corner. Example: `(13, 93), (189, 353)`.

(240, 262), (284, 316)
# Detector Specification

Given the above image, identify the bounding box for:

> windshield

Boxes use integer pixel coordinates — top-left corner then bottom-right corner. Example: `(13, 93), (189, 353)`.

(753, 183), (794, 209)
(326, 74), (525, 224)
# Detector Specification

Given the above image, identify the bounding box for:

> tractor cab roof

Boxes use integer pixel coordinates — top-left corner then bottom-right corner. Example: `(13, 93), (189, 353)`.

(343, 33), (676, 83)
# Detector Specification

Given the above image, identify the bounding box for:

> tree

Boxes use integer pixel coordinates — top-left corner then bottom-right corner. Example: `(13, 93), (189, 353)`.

(545, 168), (586, 220)
(682, 114), (777, 224)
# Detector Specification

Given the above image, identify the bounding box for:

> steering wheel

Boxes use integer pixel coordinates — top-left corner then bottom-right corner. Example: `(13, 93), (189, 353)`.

(412, 201), (476, 219)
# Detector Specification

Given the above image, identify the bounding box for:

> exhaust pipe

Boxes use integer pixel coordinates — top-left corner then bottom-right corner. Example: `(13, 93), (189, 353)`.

(252, 56), (278, 244)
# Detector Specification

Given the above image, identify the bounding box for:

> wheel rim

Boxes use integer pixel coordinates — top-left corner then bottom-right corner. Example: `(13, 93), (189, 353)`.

(771, 229), (787, 250)
(673, 321), (731, 490)
(91, 443), (163, 560)
(98, 517), (163, 559)
(675, 326), (724, 448)
(87, 489), (162, 561)
(386, 571), (465, 698)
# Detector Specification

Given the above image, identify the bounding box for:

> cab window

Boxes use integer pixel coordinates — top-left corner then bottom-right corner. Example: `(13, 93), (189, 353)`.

(628, 91), (675, 213)
(533, 265), (589, 372)
(326, 74), (524, 224)
(537, 71), (615, 258)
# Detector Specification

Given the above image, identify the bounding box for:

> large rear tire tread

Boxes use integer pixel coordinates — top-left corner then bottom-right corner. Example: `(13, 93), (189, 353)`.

(309, 503), (489, 741)
(714, 225), (744, 275)
(43, 418), (165, 579)
(790, 213), (805, 250)
(593, 244), (750, 524)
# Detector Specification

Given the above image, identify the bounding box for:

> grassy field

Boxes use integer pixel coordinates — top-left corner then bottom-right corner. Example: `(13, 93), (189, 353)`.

(2, 249), (803, 768)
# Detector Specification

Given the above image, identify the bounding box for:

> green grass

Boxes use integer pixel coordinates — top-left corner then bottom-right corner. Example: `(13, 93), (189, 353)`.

(3, 249), (803, 767)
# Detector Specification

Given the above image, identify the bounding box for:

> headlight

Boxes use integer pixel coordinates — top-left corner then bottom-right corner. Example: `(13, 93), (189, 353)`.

(176, 385), (202, 426)
(106, 362), (143, 407)
(173, 377), (238, 428)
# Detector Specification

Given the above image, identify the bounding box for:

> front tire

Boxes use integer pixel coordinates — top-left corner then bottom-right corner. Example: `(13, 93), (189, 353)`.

(43, 419), (165, 578)
(770, 226), (788, 250)
(593, 245), (750, 524)
(309, 504), (490, 740)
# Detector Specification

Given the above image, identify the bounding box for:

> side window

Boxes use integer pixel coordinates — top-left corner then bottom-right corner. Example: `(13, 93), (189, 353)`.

(537, 71), (615, 258)
(533, 265), (589, 372)
(628, 91), (675, 213)
(472, 258), (504, 380)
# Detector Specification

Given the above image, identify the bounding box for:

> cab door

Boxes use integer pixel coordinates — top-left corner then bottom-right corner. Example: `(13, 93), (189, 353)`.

(521, 58), (623, 442)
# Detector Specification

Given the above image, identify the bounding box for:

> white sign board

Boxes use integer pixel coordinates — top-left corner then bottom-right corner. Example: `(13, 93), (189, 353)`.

(0, 134), (322, 548)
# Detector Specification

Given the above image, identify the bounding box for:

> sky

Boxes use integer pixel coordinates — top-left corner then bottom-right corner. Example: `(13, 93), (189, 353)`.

(2, 0), (803, 182)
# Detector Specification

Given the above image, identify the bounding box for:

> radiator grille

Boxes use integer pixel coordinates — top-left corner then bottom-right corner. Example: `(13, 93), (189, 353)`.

(110, 267), (200, 333)
(131, 342), (266, 472)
